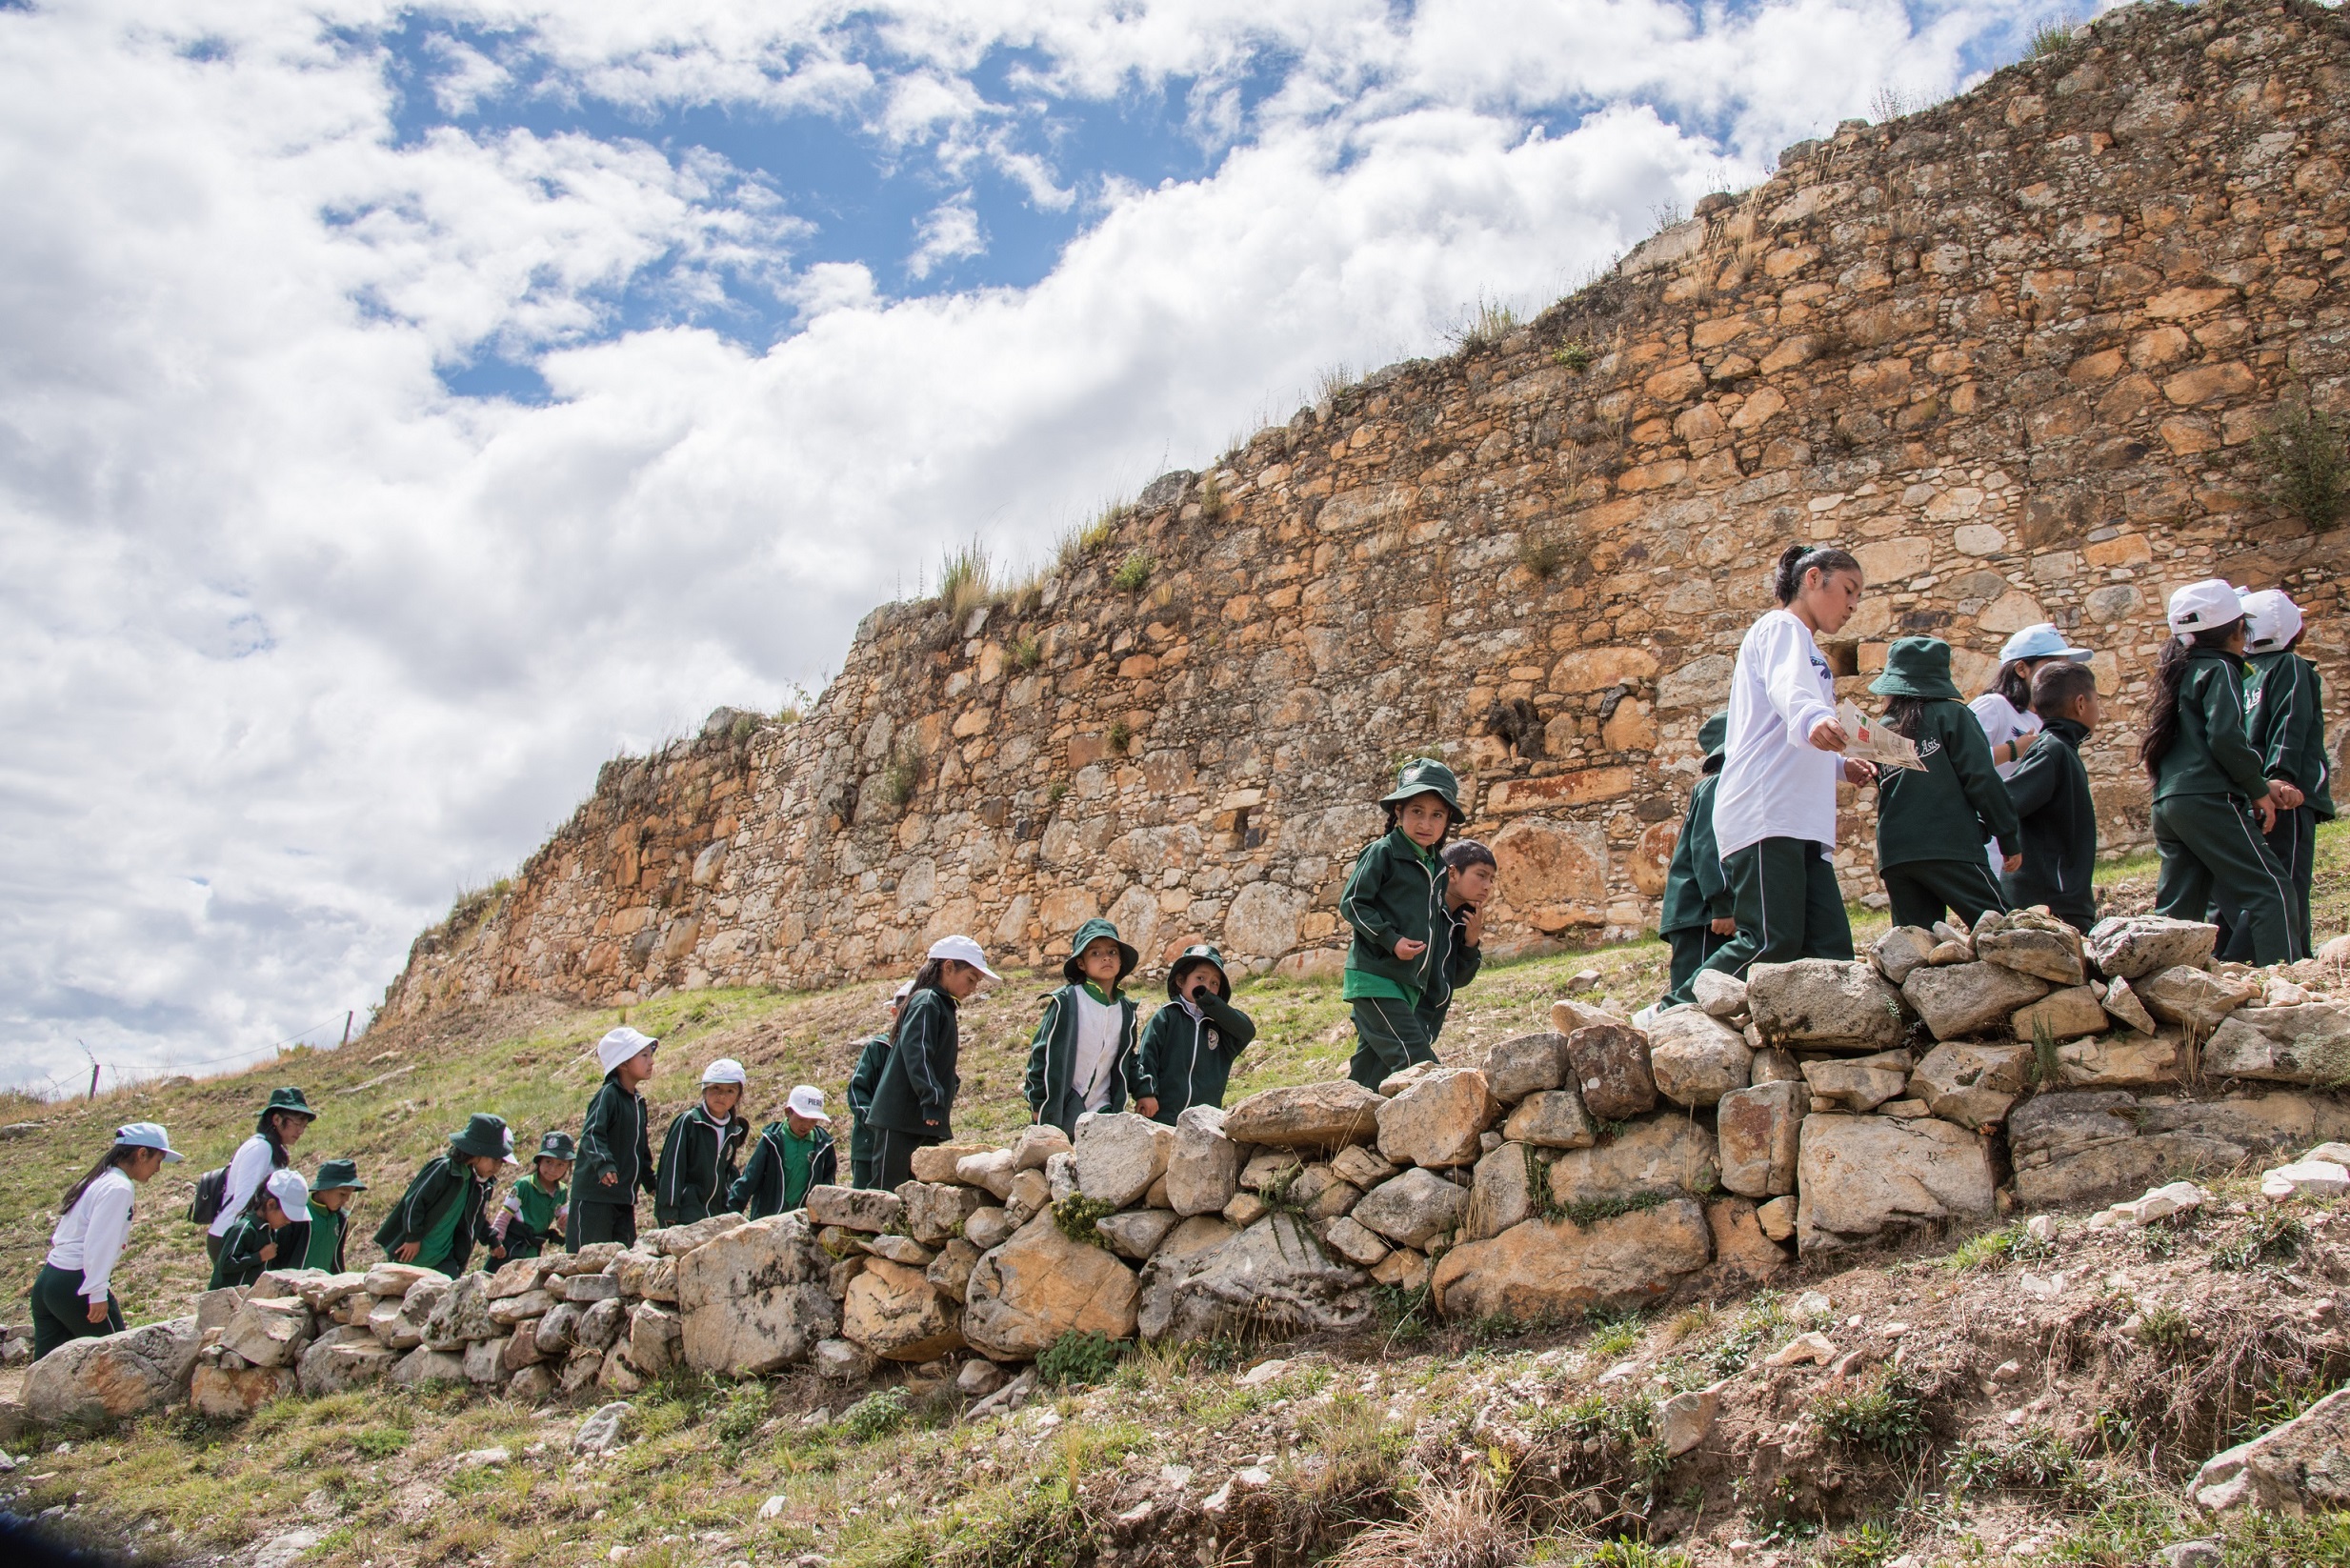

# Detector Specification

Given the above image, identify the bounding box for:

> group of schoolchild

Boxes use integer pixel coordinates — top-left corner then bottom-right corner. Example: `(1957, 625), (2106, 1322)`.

(1647, 544), (2332, 1016)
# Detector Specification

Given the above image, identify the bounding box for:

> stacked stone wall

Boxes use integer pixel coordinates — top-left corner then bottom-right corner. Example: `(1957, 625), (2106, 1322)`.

(385, 0), (2350, 1018)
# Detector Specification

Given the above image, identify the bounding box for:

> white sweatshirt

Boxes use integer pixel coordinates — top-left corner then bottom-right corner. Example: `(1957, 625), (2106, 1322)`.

(1970, 692), (2043, 867)
(1070, 990), (1125, 1113)
(49, 1168), (135, 1300)
(1713, 609), (1842, 857)
(210, 1133), (275, 1238)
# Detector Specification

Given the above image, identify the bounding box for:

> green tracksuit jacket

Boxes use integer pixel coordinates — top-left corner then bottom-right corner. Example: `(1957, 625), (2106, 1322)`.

(372, 1156), (492, 1276)
(1875, 698), (2020, 867)
(1025, 984), (1138, 1136)
(730, 1123), (838, 1218)
(1133, 992), (1256, 1124)
(2155, 649), (2271, 802)
(577, 1074), (654, 1214)
(302, 1201), (349, 1274)
(1414, 901), (1484, 1042)
(845, 1032), (891, 1183)
(1339, 828), (1450, 995)
(2246, 651), (2336, 818)
(2000, 715), (2097, 926)
(211, 1213), (311, 1291)
(655, 1104), (750, 1226)
(1657, 770), (1731, 935)
(867, 987), (961, 1137)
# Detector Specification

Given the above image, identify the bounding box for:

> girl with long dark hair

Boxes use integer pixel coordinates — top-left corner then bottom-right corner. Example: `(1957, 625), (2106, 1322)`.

(35, 1123), (182, 1358)
(205, 1086), (316, 1263)
(865, 935), (998, 1188)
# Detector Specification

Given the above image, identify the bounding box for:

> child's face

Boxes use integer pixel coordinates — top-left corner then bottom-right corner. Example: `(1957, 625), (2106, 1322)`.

(315, 1188), (351, 1212)
(2068, 690), (2103, 732)
(262, 1198), (290, 1227)
(938, 959), (987, 999)
(1173, 962), (1216, 999)
(537, 1158), (572, 1187)
(620, 1047), (657, 1087)
(703, 1084), (741, 1119)
(1076, 938), (1124, 985)
(1804, 568), (1865, 633)
(275, 1114), (312, 1148)
(785, 1111), (819, 1136)
(1397, 794), (1451, 848)
(1451, 861), (1496, 907)
(468, 1155), (506, 1179)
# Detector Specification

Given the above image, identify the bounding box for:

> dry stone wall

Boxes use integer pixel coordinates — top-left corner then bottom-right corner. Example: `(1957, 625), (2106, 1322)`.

(387, 0), (2350, 1016)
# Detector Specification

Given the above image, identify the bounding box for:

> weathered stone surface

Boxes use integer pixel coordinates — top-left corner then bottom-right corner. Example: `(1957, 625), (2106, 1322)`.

(858, 1234), (933, 1268)
(908, 1142), (993, 1183)
(1467, 1141), (1537, 1240)
(1376, 1069), (1497, 1169)
(650, 1213), (747, 1256)
(2103, 976), (2159, 1035)
(1659, 1384), (1722, 1456)
(1800, 1056), (1908, 1113)
(2008, 1091), (2253, 1206)
(963, 1216), (1139, 1358)
(1370, 1247), (1431, 1292)
(2015, 985), (2109, 1041)
(1480, 1033), (1568, 1102)
(963, 1206), (1015, 1251)
(486, 1256), (549, 1299)
(2191, 1386), (2350, 1515)
(2203, 1004), (2350, 1083)
(1004, 1166), (1050, 1224)
(2085, 916), (2219, 979)
(1011, 1123), (1073, 1172)
(1794, 1114), (1995, 1253)
(1073, 1112), (1176, 1207)
(1501, 1088), (1596, 1149)
(30, 1319), (202, 1425)
(506, 1363), (554, 1401)
(2057, 1032), (2185, 1087)
(1223, 1080), (1382, 1149)
(572, 1297), (625, 1353)
(1431, 1199), (1712, 1319)
(1911, 1041), (2031, 1131)
(1240, 1148), (1301, 1192)
(1135, 1213), (1370, 1342)
(547, 1243), (619, 1277)
(806, 1185), (904, 1234)
(572, 1400), (632, 1454)
(1869, 926), (1938, 985)
(843, 1259), (963, 1362)
(1096, 1208), (1184, 1261)
(813, 1337), (875, 1381)
(222, 1297), (314, 1369)
(1046, 1150), (1078, 1202)
(678, 1212), (840, 1375)
(1161, 1215), (1237, 1260)
(389, 1346), (468, 1387)
(463, 1336), (513, 1386)
(1319, 1215), (1391, 1268)
(1330, 1144), (1398, 1189)
(500, 1325), (547, 1371)
(2137, 965), (2259, 1032)
(1703, 1197), (1787, 1284)
(297, 1332), (397, 1396)
(622, 1303), (680, 1377)
(2262, 1160), (2350, 1201)
(1165, 1104), (1242, 1216)
(612, 1251), (675, 1300)
(1694, 970), (1748, 1019)
(1647, 1009), (1754, 1107)
(1547, 1114), (1717, 1206)
(191, 1362), (297, 1418)
(902, 1181), (990, 1246)
(1903, 962), (2051, 1040)
(559, 1272), (619, 1304)
(424, 1273), (496, 1350)
(1717, 1080), (1803, 1197)
(195, 1286), (247, 1337)
(1749, 960), (1907, 1051)
(532, 1301), (580, 1356)
(369, 1293), (420, 1350)
(926, 1236), (982, 1302)
(1561, 1024), (1657, 1119)
(1352, 1168), (1469, 1250)
(489, 1286), (556, 1330)
(249, 1268), (328, 1303)
(1972, 909), (2087, 984)
(362, 1263), (448, 1298)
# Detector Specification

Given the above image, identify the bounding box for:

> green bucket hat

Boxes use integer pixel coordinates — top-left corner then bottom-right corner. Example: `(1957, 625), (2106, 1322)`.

(1697, 710), (1729, 760)
(450, 1113), (517, 1164)
(1379, 757), (1465, 823)
(257, 1086), (317, 1131)
(1166, 943), (1232, 1002)
(311, 1158), (367, 1194)
(1868, 636), (1963, 702)
(534, 1131), (577, 1161)
(1062, 917), (1139, 987)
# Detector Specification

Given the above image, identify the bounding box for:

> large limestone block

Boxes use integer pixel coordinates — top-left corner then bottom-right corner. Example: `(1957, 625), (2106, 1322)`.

(362, 1263), (449, 1298)
(806, 1185), (904, 1234)
(2137, 966), (2259, 1032)
(1972, 910), (2086, 984)
(612, 1250), (676, 1302)
(841, 1259), (964, 1362)
(249, 1268), (330, 1302)
(1748, 960), (1907, 1051)
(2085, 915), (2218, 979)
(677, 1212), (840, 1376)
(1165, 1105), (1242, 1216)
(423, 1273), (496, 1351)
(1466, 1142), (1537, 1241)
(1376, 1069), (1497, 1168)
(2006, 1091), (2249, 1206)
(1430, 1199), (1712, 1319)
(1694, 970), (1748, 1018)
(1795, 1114), (1995, 1253)
(1717, 1080), (1803, 1197)
(1073, 1112), (1175, 1207)
(293, 1272), (370, 1312)
(1869, 926), (1938, 985)
(1096, 1208), (1183, 1261)
(2191, 1386), (2350, 1515)
(650, 1213), (747, 1256)
(1135, 1213), (1370, 1342)
(909, 1142), (993, 1183)
(1646, 1010), (1754, 1107)
(901, 1181), (989, 1246)
(396, 1279), (451, 1346)
(297, 1333), (397, 1397)
(2203, 1004), (2350, 1083)
(191, 1362), (297, 1418)
(2057, 1032), (2186, 1087)
(1800, 1055), (1909, 1113)
(221, 1297), (314, 1369)
(1547, 1114), (1717, 1207)
(1561, 1024), (1657, 1119)
(23, 1318), (197, 1428)
(532, 1301), (579, 1356)
(1502, 1089), (1596, 1149)
(389, 1347), (467, 1387)
(194, 1286), (247, 1336)
(572, 1297), (625, 1353)
(1480, 1033), (1568, 1103)
(961, 1216), (1139, 1359)
(1351, 1168), (1469, 1250)
(1011, 1124), (1073, 1172)
(368, 1295), (420, 1350)
(1223, 1080), (1382, 1150)
(489, 1288), (558, 1329)
(1903, 962), (2050, 1040)
(1911, 1041), (2030, 1130)
(2013, 986), (2109, 1041)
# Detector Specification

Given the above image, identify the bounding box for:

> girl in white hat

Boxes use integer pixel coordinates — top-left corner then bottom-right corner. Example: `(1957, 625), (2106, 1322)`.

(655, 1058), (751, 1226)
(572, 1026), (658, 1248)
(864, 935), (998, 1189)
(35, 1123), (182, 1358)
(210, 1168), (311, 1291)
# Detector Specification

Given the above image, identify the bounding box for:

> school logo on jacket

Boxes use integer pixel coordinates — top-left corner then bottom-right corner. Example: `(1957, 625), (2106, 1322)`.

(1917, 738), (1943, 761)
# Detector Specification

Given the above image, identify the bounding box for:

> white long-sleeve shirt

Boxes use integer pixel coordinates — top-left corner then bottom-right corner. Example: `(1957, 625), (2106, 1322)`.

(49, 1168), (135, 1300)
(1713, 609), (1842, 857)
(1970, 691), (2043, 867)
(210, 1133), (275, 1238)
(1070, 990), (1125, 1113)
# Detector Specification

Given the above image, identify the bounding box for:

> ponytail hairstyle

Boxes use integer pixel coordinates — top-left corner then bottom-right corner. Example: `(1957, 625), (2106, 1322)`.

(2139, 620), (2244, 777)
(889, 959), (948, 1049)
(1991, 659), (2038, 713)
(62, 1142), (141, 1216)
(1772, 544), (1862, 606)
(1881, 695), (1932, 743)
(261, 1113), (296, 1168)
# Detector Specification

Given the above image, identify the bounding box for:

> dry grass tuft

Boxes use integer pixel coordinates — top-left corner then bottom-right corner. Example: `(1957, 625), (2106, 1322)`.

(1330, 1470), (1520, 1568)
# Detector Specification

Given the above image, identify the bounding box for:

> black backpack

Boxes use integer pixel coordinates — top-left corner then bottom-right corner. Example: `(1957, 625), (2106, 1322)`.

(187, 1167), (229, 1226)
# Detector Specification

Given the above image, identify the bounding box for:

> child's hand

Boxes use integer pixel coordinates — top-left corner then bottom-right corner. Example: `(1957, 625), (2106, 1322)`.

(1393, 937), (1427, 960)
(1710, 916), (1737, 936)
(2013, 730), (2041, 760)
(87, 1300), (110, 1324)
(258, 1242), (277, 1262)
(2254, 794), (2279, 833)
(1808, 716), (1850, 753)
(1136, 1096), (1159, 1118)
(2002, 854), (2023, 873)
(394, 1241), (420, 1262)
(1462, 907), (1484, 946)
(1841, 757), (1878, 786)
(2273, 781), (2305, 810)
(600, 1171), (618, 1187)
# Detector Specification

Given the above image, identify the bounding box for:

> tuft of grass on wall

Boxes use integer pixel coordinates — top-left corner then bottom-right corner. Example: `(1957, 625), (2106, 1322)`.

(2252, 396), (2350, 533)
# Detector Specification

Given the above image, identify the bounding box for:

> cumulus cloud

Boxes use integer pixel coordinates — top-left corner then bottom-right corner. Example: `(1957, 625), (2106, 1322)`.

(0, 0), (2024, 1091)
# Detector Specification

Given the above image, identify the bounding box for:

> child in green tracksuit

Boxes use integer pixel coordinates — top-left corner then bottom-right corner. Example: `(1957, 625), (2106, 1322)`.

(845, 983), (908, 1188)
(1133, 945), (1257, 1125)
(375, 1115), (514, 1276)
(2222, 590), (2332, 960)
(301, 1159), (367, 1274)
(1869, 637), (2019, 931)
(1657, 712), (1733, 1009)
(2146, 580), (2301, 965)
(2002, 661), (2101, 932)
(1026, 918), (1140, 1136)
(1340, 758), (1461, 1089)
(491, 1134), (572, 1262)
(731, 1086), (840, 1217)
(211, 1169), (311, 1290)
(572, 1027), (657, 1248)
(655, 1059), (751, 1226)
(1415, 841), (1491, 1046)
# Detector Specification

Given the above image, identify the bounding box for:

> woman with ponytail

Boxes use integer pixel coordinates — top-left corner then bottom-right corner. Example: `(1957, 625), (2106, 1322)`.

(2141, 580), (2301, 964)
(34, 1123), (182, 1358)
(1699, 544), (1878, 979)
(864, 935), (999, 1188)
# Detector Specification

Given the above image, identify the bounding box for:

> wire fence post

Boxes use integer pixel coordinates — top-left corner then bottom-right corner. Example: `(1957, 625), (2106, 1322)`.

(341, 1011), (353, 1048)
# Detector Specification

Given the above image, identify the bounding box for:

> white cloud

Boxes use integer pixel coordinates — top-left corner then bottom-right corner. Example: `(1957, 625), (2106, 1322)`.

(907, 191), (986, 278)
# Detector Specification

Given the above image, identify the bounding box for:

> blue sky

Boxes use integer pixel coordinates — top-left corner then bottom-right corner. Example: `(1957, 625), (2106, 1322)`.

(0, 0), (2076, 1092)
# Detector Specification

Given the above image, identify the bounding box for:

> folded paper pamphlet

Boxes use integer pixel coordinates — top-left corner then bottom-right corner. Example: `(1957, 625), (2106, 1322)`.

(1838, 700), (1928, 773)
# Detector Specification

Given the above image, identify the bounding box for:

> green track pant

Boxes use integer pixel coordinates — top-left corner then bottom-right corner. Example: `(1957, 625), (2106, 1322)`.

(2216, 805), (2317, 963)
(31, 1263), (122, 1361)
(1347, 995), (1437, 1089)
(1699, 837), (1854, 980)
(2154, 794), (2300, 968)
(566, 1200), (637, 1251)
(1882, 857), (2009, 932)
(1661, 925), (1731, 1008)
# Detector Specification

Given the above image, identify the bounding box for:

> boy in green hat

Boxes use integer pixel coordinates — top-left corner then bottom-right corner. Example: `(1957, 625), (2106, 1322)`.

(1132, 945), (1257, 1125)
(491, 1134), (573, 1262)
(374, 1114), (515, 1277)
(302, 1160), (367, 1274)
(731, 1086), (839, 1217)
(1654, 713), (1735, 1011)
(202, 1085), (316, 1264)
(1340, 758), (1462, 1089)
(573, 1026), (657, 1248)
(655, 1059), (751, 1227)
(211, 1169), (311, 1290)
(1870, 637), (2019, 930)
(845, 983), (908, 1188)
(1026, 918), (1140, 1136)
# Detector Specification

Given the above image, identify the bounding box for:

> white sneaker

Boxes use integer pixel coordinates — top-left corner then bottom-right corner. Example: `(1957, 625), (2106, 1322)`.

(1631, 1004), (1658, 1030)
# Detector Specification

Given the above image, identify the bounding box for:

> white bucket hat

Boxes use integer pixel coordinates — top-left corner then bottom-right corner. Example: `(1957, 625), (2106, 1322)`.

(2166, 579), (2244, 638)
(595, 1026), (659, 1075)
(786, 1085), (832, 1122)
(701, 1057), (747, 1087)
(114, 1122), (184, 1162)
(926, 935), (1001, 979)
(265, 1168), (310, 1220)
(2241, 589), (2304, 653)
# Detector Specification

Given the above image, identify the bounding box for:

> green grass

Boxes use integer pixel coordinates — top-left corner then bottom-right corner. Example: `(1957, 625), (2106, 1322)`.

(1810, 1369), (1932, 1460)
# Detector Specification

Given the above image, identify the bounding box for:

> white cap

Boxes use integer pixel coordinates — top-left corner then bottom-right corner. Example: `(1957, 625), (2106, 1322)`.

(114, 1122), (184, 1162)
(265, 1168), (311, 1220)
(2241, 589), (2304, 653)
(891, 979), (914, 1002)
(1997, 624), (2093, 662)
(701, 1057), (747, 1087)
(595, 1026), (659, 1075)
(786, 1085), (831, 1122)
(927, 934), (1001, 979)
(2167, 578), (2244, 638)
